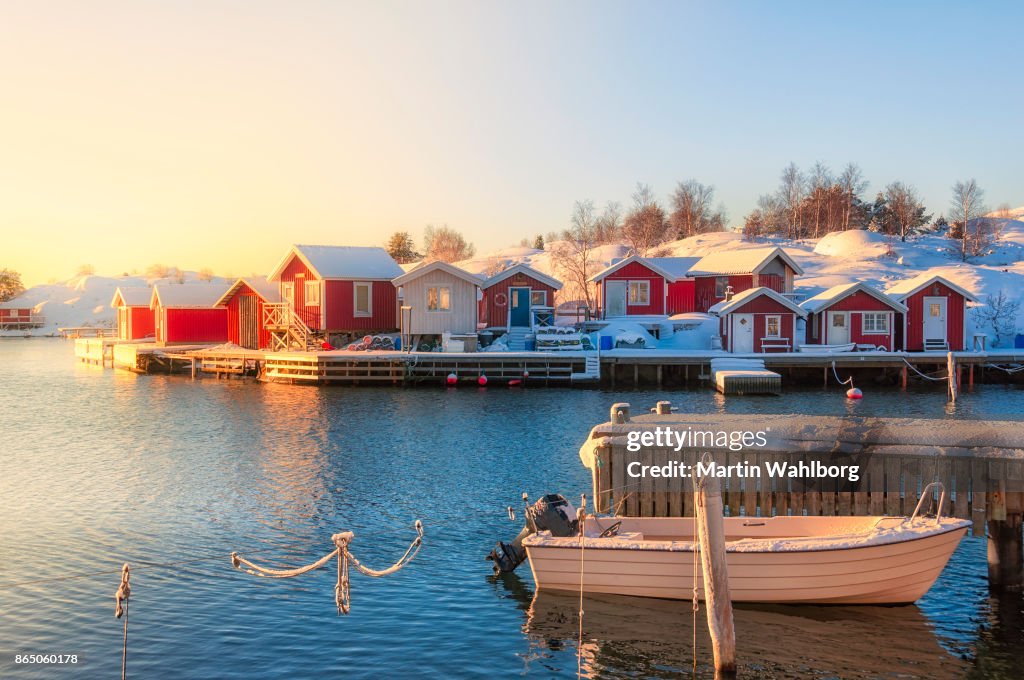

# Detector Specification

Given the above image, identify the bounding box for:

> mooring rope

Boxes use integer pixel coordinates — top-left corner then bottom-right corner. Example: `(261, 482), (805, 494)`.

(830, 360), (854, 387)
(691, 474), (703, 674)
(901, 358), (950, 382)
(576, 494), (587, 680)
(231, 521), (424, 615)
(114, 563), (130, 680)
(985, 363), (1024, 374)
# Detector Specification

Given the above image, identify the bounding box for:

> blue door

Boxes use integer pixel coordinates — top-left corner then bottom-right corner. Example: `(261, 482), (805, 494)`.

(510, 287), (531, 326)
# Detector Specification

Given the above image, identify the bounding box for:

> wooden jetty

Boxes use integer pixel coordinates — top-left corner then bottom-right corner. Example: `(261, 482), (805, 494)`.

(581, 406), (1024, 589)
(74, 337), (119, 367)
(60, 326), (115, 339)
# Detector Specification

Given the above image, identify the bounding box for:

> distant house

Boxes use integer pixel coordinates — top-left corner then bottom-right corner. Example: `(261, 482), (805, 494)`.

(0, 305), (44, 331)
(886, 274), (978, 351)
(590, 255), (699, 318)
(709, 287), (806, 353)
(110, 287), (155, 340)
(479, 263), (562, 330)
(688, 247), (803, 312)
(150, 283), (229, 345)
(215, 278), (280, 350)
(800, 282), (906, 351)
(393, 261), (482, 338)
(266, 245), (404, 339)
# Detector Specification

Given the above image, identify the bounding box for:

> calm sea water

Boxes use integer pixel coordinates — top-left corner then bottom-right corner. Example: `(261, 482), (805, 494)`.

(1, 340), (1023, 679)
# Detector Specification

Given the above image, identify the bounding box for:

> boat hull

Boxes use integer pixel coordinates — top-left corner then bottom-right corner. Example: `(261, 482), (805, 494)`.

(524, 518), (968, 605)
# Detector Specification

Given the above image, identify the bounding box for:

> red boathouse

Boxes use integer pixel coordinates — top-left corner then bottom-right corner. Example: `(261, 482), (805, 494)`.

(688, 247), (803, 312)
(479, 264), (562, 329)
(800, 282), (906, 351)
(886, 274), (978, 351)
(709, 286), (806, 353)
(150, 283), (229, 345)
(215, 277), (280, 349)
(590, 255), (699, 318)
(110, 287), (155, 340)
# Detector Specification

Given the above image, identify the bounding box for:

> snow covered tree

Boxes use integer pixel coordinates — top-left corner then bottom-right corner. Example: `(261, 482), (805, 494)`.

(550, 200), (599, 311)
(621, 183), (669, 255)
(972, 290), (1020, 347)
(0, 268), (25, 302)
(423, 225), (474, 262)
(385, 231), (420, 264)
(949, 179), (989, 261)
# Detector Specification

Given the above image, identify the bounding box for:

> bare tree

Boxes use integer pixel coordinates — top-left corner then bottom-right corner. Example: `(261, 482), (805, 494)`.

(949, 179), (990, 261)
(838, 163), (868, 231)
(972, 290), (1020, 347)
(594, 201), (622, 243)
(550, 200), (600, 310)
(669, 179), (726, 238)
(777, 163), (805, 239)
(807, 162), (832, 237)
(621, 183), (669, 255)
(423, 224), (475, 262)
(993, 203), (1015, 219)
(884, 182), (930, 242)
(197, 268), (215, 281)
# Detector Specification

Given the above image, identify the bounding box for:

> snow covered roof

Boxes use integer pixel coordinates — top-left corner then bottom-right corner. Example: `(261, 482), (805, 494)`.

(708, 286), (807, 317)
(647, 257), (702, 279)
(151, 283), (231, 309)
(590, 255), (683, 283)
(110, 286), (152, 308)
(884, 273), (979, 302)
(267, 245), (404, 282)
(392, 260), (484, 287)
(800, 282), (906, 313)
(214, 277), (281, 306)
(687, 247), (804, 277)
(482, 263), (562, 290)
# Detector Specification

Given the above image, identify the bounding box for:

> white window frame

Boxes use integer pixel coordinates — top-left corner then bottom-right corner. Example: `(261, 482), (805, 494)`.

(861, 312), (889, 334)
(627, 280), (650, 306)
(304, 280), (320, 306)
(530, 290), (547, 307)
(353, 281), (372, 317)
(714, 277), (729, 298)
(427, 286), (451, 312)
(765, 315), (782, 338)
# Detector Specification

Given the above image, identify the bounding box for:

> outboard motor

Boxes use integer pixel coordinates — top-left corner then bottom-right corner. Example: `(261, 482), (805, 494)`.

(488, 494), (578, 574)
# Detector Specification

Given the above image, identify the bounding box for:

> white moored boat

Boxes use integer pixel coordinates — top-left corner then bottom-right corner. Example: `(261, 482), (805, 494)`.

(523, 513), (970, 605)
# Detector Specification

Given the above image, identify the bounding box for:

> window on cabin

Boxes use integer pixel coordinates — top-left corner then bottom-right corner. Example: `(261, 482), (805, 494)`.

(530, 290), (547, 306)
(861, 312), (888, 334)
(628, 281), (649, 305)
(765, 315), (781, 338)
(282, 282), (294, 304)
(929, 303), (941, 317)
(427, 286), (451, 311)
(715, 277), (729, 298)
(354, 282), (372, 317)
(304, 281), (320, 306)
(810, 313), (818, 339)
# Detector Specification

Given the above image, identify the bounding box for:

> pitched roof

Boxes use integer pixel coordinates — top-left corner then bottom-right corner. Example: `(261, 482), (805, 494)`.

(151, 283), (230, 309)
(884, 273), (979, 302)
(648, 256), (702, 279)
(110, 286), (152, 308)
(589, 254), (682, 283)
(799, 281), (906, 313)
(687, 247), (804, 277)
(482, 263), (562, 290)
(267, 245), (404, 281)
(214, 277), (281, 306)
(392, 260), (484, 287)
(708, 286), (807, 317)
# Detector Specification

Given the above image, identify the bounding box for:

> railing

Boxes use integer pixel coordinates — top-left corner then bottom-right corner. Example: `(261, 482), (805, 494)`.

(0, 313), (46, 329)
(263, 303), (313, 351)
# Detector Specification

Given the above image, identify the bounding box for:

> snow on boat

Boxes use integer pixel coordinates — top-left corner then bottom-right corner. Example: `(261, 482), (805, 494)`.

(797, 342), (856, 353)
(522, 513), (970, 605)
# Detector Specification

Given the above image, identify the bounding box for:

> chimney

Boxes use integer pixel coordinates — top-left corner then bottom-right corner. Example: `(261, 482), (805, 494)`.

(725, 286), (734, 301)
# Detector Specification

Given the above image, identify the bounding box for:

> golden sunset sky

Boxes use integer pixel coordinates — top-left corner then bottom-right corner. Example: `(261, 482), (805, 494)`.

(3, 1), (1021, 286)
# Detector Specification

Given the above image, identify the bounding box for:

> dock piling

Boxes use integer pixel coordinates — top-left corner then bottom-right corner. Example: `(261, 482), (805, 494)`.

(696, 474), (737, 675)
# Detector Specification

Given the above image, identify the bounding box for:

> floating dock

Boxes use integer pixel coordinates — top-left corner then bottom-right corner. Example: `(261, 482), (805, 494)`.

(710, 358), (781, 395)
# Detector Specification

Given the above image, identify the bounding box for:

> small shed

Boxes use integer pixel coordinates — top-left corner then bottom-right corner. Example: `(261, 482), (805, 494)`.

(709, 286), (807, 353)
(688, 247), (804, 312)
(886, 274), (978, 351)
(393, 261), (482, 337)
(0, 305), (45, 330)
(590, 256), (671, 318)
(266, 245), (404, 335)
(150, 283), (229, 345)
(215, 277), (281, 350)
(800, 282), (906, 351)
(110, 287), (155, 340)
(479, 263), (562, 329)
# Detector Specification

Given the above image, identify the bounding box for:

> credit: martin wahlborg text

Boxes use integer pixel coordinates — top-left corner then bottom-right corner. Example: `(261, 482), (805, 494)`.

(624, 426), (861, 482)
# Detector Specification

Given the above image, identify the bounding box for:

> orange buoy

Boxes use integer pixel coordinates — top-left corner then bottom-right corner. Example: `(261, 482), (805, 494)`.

(846, 387), (863, 399)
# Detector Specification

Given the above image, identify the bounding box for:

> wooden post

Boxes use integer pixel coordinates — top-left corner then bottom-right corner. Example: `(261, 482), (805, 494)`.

(823, 365), (828, 388)
(900, 365), (908, 389)
(610, 402), (630, 424)
(655, 400), (672, 415)
(696, 475), (737, 675)
(656, 364), (663, 388)
(947, 352), (958, 402)
(969, 364), (974, 390)
(988, 485), (1024, 590)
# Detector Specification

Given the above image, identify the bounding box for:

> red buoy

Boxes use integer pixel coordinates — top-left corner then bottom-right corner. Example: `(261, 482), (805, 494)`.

(846, 387), (863, 399)
(446, 373), (458, 386)
(522, 371), (529, 379)
(478, 375), (488, 386)
(509, 379), (522, 387)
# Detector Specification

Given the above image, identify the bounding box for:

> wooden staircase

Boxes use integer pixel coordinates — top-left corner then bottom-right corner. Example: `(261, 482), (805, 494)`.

(504, 326), (531, 351)
(263, 303), (321, 351)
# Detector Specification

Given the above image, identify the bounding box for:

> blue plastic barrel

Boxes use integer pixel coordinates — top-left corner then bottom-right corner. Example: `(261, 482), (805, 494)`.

(394, 336), (402, 351)
(599, 335), (614, 351)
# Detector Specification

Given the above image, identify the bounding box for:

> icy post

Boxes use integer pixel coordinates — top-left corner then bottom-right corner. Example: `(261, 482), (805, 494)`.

(696, 474), (736, 675)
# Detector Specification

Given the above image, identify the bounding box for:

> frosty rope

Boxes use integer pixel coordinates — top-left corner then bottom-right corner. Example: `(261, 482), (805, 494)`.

(231, 521), (424, 615)
(901, 358), (950, 382)
(114, 563), (131, 680)
(576, 494), (587, 680)
(830, 360), (854, 387)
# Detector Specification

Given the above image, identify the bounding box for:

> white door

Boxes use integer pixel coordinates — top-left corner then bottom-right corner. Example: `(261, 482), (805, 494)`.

(923, 296), (947, 343)
(828, 311), (850, 344)
(605, 281), (627, 317)
(733, 314), (754, 353)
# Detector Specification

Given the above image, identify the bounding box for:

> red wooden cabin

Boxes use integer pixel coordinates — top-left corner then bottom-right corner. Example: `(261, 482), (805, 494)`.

(0, 306), (45, 330)
(150, 283), (229, 345)
(590, 256), (699, 318)
(885, 274), (978, 351)
(687, 247), (803, 312)
(709, 287), (806, 353)
(110, 287), (155, 340)
(479, 264), (562, 329)
(800, 282), (906, 351)
(266, 245), (403, 337)
(215, 278), (280, 349)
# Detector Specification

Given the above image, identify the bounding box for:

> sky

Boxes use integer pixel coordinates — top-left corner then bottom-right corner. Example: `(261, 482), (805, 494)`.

(2, 1), (1022, 286)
